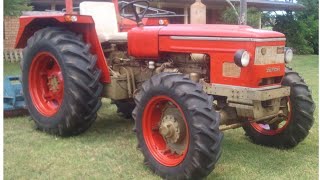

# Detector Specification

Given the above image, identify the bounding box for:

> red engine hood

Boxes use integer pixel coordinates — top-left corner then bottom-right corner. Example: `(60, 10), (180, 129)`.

(159, 24), (285, 38)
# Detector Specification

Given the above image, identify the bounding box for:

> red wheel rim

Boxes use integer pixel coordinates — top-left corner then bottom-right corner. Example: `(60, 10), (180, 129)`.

(142, 96), (189, 167)
(29, 52), (64, 117)
(251, 98), (292, 136)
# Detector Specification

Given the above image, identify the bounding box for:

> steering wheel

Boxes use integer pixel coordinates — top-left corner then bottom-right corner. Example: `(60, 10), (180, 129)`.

(120, 0), (150, 26)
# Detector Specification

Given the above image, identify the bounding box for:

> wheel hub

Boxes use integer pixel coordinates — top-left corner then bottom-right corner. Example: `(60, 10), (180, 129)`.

(159, 115), (180, 143)
(29, 52), (64, 116)
(47, 75), (60, 93)
(159, 108), (187, 155)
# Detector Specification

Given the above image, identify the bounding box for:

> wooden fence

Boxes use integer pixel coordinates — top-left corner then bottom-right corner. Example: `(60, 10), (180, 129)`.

(4, 49), (23, 62)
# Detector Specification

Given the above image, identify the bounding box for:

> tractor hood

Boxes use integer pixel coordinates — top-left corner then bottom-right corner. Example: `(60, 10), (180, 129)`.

(159, 24), (285, 38)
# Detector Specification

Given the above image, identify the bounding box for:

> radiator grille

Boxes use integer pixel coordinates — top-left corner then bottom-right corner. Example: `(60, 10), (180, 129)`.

(254, 46), (285, 65)
(223, 62), (241, 77)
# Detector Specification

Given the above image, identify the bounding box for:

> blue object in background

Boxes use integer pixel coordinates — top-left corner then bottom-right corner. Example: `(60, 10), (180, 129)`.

(4, 76), (26, 111)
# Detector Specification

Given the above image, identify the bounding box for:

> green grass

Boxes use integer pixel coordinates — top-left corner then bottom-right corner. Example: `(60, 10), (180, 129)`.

(3, 61), (21, 76)
(4, 55), (319, 179)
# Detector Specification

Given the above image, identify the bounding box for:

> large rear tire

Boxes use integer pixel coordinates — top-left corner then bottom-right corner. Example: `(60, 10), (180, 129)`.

(133, 73), (222, 179)
(21, 27), (103, 136)
(243, 67), (315, 148)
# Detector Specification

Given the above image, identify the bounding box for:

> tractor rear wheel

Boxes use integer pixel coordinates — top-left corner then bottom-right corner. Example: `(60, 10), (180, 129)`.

(133, 73), (222, 179)
(242, 67), (315, 148)
(21, 27), (103, 136)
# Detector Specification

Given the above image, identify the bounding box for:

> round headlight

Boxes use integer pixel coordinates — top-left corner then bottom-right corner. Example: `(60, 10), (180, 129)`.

(284, 47), (293, 63)
(234, 50), (250, 67)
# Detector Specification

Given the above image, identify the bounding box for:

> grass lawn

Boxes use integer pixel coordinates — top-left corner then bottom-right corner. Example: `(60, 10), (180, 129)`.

(4, 55), (319, 179)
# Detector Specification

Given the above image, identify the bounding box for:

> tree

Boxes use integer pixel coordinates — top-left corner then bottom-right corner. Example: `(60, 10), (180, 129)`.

(261, 12), (276, 29)
(297, 0), (318, 54)
(221, 7), (261, 28)
(273, 0), (318, 54)
(4, 0), (32, 16)
(273, 12), (313, 54)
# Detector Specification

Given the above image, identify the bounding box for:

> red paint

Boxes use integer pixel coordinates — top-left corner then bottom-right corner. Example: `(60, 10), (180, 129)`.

(156, 24), (286, 87)
(15, 11), (288, 89)
(29, 52), (64, 116)
(119, 18), (168, 32)
(251, 98), (292, 135)
(112, 0), (119, 14)
(158, 35), (286, 88)
(159, 24), (285, 38)
(142, 95), (189, 167)
(144, 18), (169, 26)
(128, 26), (162, 58)
(65, 0), (73, 14)
(15, 15), (111, 83)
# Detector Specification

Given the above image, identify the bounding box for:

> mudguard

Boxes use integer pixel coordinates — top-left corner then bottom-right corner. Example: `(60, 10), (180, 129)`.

(15, 14), (111, 83)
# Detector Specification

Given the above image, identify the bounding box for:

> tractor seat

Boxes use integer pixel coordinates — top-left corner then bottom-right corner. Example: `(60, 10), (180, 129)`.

(79, 1), (127, 43)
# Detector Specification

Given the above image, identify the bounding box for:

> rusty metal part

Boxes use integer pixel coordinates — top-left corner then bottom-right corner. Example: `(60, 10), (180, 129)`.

(228, 98), (281, 119)
(105, 52), (209, 100)
(163, 68), (179, 73)
(103, 44), (116, 53)
(219, 111), (283, 131)
(103, 76), (129, 100)
(47, 75), (59, 93)
(264, 99), (288, 125)
(104, 66), (138, 100)
(202, 80), (289, 120)
(108, 66), (121, 77)
(155, 62), (174, 74)
(223, 62), (241, 78)
(255, 46), (285, 65)
(190, 53), (209, 62)
(189, 72), (200, 82)
(128, 67), (136, 92)
(109, 51), (209, 90)
(219, 123), (243, 131)
(120, 67), (133, 98)
(160, 107), (187, 155)
(219, 106), (238, 125)
(159, 115), (180, 143)
(266, 110), (285, 124)
(201, 81), (290, 101)
(169, 53), (209, 77)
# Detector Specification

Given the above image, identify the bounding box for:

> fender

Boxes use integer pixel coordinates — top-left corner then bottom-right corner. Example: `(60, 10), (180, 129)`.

(15, 14), (111, 83)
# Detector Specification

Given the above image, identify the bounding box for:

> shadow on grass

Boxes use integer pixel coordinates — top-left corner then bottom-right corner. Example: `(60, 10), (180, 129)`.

(71, 98), (137, 144)
(210, 129), (318, 179)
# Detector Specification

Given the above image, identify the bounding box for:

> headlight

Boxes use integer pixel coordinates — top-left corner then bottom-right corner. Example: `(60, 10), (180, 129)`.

(284, 47), (293, 63)
(234, 50), (250, 67)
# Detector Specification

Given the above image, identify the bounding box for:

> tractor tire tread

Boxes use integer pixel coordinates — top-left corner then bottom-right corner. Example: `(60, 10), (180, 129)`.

(133, 73), (222, 179)
(22, 27), (102, 136)
(243, 67), (314, 148)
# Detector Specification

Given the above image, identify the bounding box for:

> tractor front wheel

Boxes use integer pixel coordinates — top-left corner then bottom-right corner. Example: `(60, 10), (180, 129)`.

(22, 27), (102, 136)
(243, 67), (315, 148)
(133, 73), (222, 179)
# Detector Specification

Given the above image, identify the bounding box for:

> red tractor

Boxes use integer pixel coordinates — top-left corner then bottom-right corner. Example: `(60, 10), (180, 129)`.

(15, 0), (315, 179)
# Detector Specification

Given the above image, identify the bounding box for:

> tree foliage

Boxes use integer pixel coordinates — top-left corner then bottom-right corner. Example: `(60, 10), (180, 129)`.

(221, 0), (318, 54)
(221, 7), (261, 28)
(273, 0), (318, 54)
(273, 12), (313, 54)
(4, 0), (32, 16)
